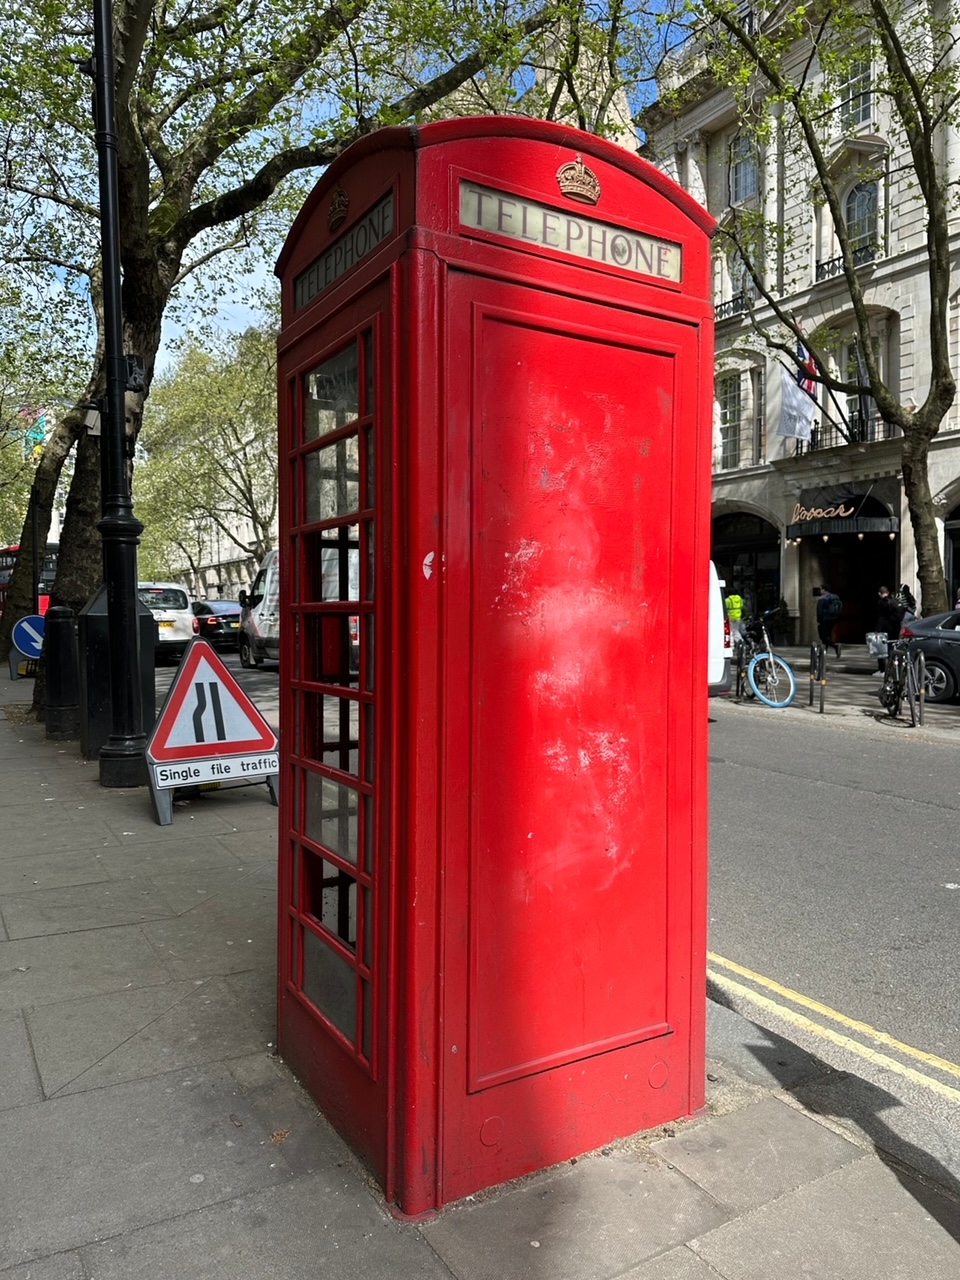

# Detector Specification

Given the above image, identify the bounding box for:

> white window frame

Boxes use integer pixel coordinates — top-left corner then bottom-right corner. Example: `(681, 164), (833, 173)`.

(729, 134), (759, 205)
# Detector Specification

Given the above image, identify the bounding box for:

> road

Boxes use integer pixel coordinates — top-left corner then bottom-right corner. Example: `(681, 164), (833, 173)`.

(709, 694), (960, 1145)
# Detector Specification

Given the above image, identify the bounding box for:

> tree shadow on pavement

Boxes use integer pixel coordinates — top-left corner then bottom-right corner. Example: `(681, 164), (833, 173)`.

(707, 982), (960, 1247)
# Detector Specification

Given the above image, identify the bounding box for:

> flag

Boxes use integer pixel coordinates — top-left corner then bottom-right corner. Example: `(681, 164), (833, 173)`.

(777, 365), (816, 440)
(797, 340), (816, 394)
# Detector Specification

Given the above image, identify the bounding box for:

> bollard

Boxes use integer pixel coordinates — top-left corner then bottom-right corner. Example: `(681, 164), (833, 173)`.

(45, 606), (80, 740)
(808, 643), (826, 712)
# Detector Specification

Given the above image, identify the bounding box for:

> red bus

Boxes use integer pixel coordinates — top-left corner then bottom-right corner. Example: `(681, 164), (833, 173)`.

(0, 542), (59, 619)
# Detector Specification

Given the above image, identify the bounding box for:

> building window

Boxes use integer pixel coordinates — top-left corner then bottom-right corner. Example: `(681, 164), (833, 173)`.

(717, 373), (742, 469)
(844, 180), (878, 252)
(838, 60), (872, 131)
(751, 368), (766, 465)
(729, 134), (758, 204)
(844, 339), (877, 440)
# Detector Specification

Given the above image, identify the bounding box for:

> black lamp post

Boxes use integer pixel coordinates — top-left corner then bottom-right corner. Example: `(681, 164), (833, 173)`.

(83, 0), (147, 787)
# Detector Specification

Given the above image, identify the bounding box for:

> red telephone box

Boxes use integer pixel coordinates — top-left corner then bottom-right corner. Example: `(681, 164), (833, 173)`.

(274, 118), (714, 1216)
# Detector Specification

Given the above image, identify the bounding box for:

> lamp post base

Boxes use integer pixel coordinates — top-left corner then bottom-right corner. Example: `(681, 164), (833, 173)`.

(100, 739), (149, 788)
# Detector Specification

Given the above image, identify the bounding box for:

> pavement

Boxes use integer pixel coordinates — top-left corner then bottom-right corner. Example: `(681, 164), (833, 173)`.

(1, 661), (959, 1279)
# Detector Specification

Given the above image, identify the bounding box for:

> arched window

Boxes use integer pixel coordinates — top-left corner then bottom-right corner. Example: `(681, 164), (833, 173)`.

(844, 181), (878, 253)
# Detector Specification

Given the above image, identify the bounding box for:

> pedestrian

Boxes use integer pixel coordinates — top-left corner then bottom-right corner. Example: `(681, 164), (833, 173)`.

(875, 585), (904, 671)
(724, 585), (744, 641)
(898, 582), (917, 621)
(815, 584), (843, 659)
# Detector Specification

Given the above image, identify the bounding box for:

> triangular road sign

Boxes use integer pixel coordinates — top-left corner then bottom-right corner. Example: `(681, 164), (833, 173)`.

(147, 639), (277, 762)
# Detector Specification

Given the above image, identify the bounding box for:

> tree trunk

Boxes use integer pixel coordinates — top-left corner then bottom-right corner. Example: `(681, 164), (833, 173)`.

(901, 422), (949, 616)
(0, 402), (92, 660)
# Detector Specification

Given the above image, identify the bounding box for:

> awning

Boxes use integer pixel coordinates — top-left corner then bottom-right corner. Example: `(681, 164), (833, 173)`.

(786, 514), (900, 539)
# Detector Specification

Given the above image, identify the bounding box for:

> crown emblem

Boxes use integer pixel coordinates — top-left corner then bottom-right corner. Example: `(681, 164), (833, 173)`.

(327, 186), (349, 231)
(556, 154), (601, 205)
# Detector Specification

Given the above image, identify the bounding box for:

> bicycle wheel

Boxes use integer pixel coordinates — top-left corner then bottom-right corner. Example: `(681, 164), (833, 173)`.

(747, 653), (797, 707)
(903, 660), (918, 726)
(882, 654), (904, 718)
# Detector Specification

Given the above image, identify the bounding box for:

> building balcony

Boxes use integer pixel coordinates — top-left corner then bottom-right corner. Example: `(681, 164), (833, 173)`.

(794, 413), (899, 453)
(714, 293), (751, 321)
(815, 243), (879, 281)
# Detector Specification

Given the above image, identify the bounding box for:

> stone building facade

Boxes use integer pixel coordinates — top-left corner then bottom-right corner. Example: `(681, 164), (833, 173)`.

(643, 8), (960, 644)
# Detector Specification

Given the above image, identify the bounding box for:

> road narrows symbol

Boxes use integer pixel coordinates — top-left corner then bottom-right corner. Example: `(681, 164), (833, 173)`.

(191, 680), (229, 744)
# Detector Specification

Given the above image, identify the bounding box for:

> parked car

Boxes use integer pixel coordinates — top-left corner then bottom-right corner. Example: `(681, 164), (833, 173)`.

(900, 611), (960, 702)
(137, 582), (197, 662)
(192, 600), (242, 650)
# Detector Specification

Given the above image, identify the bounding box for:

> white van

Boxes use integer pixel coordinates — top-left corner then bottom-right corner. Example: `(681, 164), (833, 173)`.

(709, 561), (733, 696)
(239, 550), (280, 667)
(138, 582), (197, 663)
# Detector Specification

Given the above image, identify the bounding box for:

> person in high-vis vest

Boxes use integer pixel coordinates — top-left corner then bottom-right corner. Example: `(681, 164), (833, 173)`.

(725, 588), (744, 640)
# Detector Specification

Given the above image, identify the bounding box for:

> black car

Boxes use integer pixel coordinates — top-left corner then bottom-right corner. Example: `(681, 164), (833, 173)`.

(901, 611), (960, 702)
(191, 600), (242, 650)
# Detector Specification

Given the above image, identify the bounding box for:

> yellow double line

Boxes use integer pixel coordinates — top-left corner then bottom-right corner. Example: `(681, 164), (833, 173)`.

(707, 951), (960, 1105)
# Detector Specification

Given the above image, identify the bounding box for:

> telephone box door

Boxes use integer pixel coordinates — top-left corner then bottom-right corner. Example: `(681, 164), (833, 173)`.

(438, 272), (706, 1199)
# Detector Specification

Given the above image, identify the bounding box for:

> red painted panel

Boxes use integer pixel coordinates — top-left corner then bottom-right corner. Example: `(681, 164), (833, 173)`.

(439, 273), (705, 1204)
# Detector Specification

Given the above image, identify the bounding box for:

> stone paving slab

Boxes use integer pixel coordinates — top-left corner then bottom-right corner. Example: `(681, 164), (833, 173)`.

(26, 976), (269, 1097)
(78, 1173), (456, 1280)
(0, 1253), (85, 1280)
(689, 1156), (960, 1279)
(95, 838), (250, 879)
(0, 1063), (293, 1269)
(0, 802), (119, 848)
(0, 848), (112, 895)
(1, 875), (177, 939)
(0, 923), (172, 1010)
(650, 1096), (866, 1214)
(140, 881), (276, 980)
(618, 1247), (729, 1280)
(0, 1008), (42, 1108)
(421, 1152), (731, 1280)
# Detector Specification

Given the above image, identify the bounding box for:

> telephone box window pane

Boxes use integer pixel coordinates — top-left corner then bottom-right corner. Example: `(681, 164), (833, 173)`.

(363, 427), (375, 508)
(363, 615), (374, 692)
(304, 437), (360, 522)
(291, 840), (300, 907)
(304, 345), (359, 441)
(363, 330), (374, 416)
(363, 793), (373, 875)
(302, 613), (358, 686)
(361, 978), (372, 1061)
(362, 705), (374, 782)
(318, 531), (360, 601)
(321, 695), (359, 776)
(302, 927), (357, 1041)
(303, 849), (357, 948)
(304, 773), (358, 864)
(364, 522), (374, 600)
(290, 922), (300, 986)
(362, 886), (373, 967)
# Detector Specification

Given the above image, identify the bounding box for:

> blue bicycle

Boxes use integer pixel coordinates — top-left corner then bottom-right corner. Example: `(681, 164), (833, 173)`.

(736, 613), (797, 708)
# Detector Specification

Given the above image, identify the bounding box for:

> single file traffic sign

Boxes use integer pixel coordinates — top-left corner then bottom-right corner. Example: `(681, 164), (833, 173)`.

(11, 615), (45, 659)
(145, 638), (279, 825)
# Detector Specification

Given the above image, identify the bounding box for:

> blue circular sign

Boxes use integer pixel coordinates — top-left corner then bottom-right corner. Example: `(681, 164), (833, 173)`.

(12, 615), (45, 658)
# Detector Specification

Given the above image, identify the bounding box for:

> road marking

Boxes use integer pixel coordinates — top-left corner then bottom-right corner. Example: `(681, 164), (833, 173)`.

(707, 968), (960, 1105)
(709, 950), (960, 1082)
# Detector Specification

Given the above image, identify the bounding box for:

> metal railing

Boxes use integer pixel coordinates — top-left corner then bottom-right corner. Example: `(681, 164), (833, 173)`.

(793, 414), (899, 454)
(714, 293), (751, 321)
(815, 243), (879, 281)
